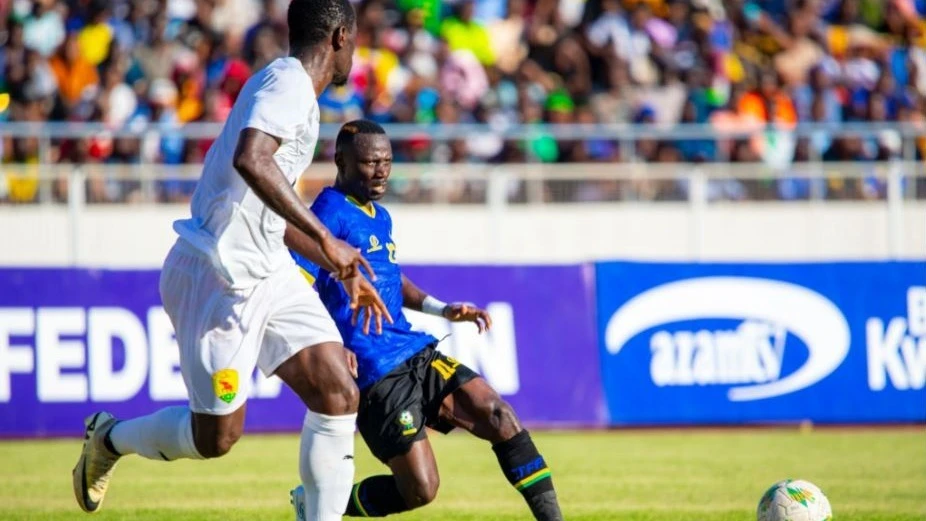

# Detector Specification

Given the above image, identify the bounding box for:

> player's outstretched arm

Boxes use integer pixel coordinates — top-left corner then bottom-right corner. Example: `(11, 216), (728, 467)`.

(284, 223), (347, 276)
(233, 128), (375, 281)
(285, 224), (393, 334)
(400, 273), (430, 311)
(401, 274), (492, 333)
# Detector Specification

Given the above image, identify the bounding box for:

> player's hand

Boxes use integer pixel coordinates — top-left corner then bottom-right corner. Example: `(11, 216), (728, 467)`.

(321, 235), (376, 282)
(344, 348), (358, 379)
(342, 275), (394, 335)
(443, 303), (492, 334)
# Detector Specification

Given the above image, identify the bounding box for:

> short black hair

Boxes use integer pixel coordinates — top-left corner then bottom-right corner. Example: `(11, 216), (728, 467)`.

(336, 119), (386, 154)
(287, 0), (355, 53)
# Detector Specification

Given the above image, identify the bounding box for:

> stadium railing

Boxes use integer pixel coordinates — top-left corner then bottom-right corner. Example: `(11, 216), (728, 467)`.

(1, 121), (923, 259)
(0, 120), (924, 165)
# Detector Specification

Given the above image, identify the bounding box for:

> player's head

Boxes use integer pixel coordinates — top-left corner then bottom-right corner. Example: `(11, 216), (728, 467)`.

(287, 0), (356, 86)
(335, 120), (391, 203)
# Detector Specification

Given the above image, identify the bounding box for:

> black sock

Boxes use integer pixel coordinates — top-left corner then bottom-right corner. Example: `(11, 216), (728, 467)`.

(492, 430), (564, 521)
(103, 425), (122, 456)
(344, 475), (410, 517)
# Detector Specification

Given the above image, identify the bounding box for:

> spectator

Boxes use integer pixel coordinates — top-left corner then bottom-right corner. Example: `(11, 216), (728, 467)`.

(49, 31), (99, 110)
(574, 103), (619, 162)
(2, 19), (28, 92)
(677, 97), (716, 162)
(0, 0), (922, 204)
(440, 49), (489, 111)
(246, 24), (284, 71)
(98, 59), (137, 127)
(22, 0), (65, 57)
(441, 0), (496, 67)
(319, 85), (365, 124)
(135, 14), (180, 81)
(552, 36), (592, 98)
(737, 69), (797, 128)
(792, 65), (842, 123)
(585, 0), (633, 69)
(489, 0), (528, 75)
(77, 0), (113, 66)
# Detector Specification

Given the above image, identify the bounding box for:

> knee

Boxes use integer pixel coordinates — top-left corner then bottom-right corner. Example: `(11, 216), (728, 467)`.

(298, 346), (361, 415)
(400, 474), (440, 509)
(194, 425), (242, 459)
(487, 399), (522, 441)
(317, 375), (359, 415)
(338, 377), (360, 412)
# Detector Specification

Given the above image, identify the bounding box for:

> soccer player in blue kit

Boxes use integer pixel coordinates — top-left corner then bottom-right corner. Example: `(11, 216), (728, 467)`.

(288, 120), (565, 521)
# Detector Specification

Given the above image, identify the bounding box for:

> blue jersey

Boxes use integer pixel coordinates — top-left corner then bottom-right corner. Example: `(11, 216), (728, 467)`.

(291, 187), (437, 390)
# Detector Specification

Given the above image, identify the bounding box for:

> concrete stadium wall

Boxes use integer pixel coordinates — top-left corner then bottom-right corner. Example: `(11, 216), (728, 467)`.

(2, 202), (924, 267)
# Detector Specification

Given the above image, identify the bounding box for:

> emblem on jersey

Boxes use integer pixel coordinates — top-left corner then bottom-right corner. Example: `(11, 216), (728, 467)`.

(367, 235), (383, 253)
(212, 369), (239, 404)
(397, 410), (417, 436)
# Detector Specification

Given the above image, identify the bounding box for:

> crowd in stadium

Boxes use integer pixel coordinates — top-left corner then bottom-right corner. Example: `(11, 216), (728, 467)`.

(0, 0), (925, 203)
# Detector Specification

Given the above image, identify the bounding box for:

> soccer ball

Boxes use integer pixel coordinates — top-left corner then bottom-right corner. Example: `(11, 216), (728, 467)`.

(757, 479), (833, 521)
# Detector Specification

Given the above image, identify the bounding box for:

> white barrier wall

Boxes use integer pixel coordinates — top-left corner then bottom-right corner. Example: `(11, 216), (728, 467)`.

(2, 202), (924, 267)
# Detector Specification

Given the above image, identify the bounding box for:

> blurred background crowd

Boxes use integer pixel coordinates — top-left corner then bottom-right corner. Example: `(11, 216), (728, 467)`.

(0, 0), (925, 203)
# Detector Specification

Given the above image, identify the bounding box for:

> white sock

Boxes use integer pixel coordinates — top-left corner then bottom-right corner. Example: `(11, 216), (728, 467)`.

(299, 410), (357, 521)
(108, 406), (204, 461)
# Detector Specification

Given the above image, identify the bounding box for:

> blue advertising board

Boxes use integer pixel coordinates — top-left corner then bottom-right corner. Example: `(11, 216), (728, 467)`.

(3, 260), (923, 435)
(0, 265), (604, 437)
(595, 261), (926, 425)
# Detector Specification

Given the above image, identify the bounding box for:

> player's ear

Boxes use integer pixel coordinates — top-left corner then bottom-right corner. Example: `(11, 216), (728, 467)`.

(334, 149), (343, 170)
(333, 25), (348, 51)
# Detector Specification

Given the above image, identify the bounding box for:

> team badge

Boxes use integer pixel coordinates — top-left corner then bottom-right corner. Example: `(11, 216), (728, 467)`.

(367, 235), (383, 253)
(213, 369), (239, 404)
(397, 410), (417, 436)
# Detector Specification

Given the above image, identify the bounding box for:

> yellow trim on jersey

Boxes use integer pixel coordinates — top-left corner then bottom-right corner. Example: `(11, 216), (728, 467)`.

(346, 195), (376, 218)
(298, 267), (316, 286)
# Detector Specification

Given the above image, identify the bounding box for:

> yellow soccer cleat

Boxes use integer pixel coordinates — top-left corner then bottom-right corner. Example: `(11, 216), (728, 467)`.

(72, 412), (121, 513)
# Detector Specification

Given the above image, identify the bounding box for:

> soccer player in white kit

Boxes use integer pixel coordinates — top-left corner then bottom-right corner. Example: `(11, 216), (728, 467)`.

(71, 1), (390, 519)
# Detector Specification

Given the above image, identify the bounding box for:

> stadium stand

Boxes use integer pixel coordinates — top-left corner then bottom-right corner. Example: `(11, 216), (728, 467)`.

(0, 0), (924, 203)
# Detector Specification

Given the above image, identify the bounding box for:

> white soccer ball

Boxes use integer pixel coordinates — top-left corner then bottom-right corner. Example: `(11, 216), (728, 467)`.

(757, 479), (833, 521)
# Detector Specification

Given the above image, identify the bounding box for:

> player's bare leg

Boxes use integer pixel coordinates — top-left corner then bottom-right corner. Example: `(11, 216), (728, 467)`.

(442, 377), (566, 521)
(385, 440), (440, 509)
(191, 407), (248, 457)
(276, 342), (359, 521)
(341, 438), (440, 517)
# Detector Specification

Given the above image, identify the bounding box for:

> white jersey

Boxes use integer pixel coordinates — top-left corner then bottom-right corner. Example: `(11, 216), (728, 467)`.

(174, 57), (320, 288)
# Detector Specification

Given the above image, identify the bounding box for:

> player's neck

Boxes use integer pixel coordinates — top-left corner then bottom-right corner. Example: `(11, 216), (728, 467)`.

(335, 183), (372, 208)
(292, 50), (334, 97)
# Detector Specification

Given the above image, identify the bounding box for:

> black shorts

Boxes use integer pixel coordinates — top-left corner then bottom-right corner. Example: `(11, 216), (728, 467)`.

(356, 345), (479, 463)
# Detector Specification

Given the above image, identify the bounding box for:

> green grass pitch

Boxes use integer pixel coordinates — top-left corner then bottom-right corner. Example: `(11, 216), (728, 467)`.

(1, 428), (924, 520)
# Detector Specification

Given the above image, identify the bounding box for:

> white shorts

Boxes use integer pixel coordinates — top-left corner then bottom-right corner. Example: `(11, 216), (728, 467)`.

(159, 239), (342, 415)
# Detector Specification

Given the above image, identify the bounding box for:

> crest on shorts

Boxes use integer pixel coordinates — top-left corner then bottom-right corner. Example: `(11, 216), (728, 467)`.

(397, 410), (417, 436)
(213, 369), (239, 404)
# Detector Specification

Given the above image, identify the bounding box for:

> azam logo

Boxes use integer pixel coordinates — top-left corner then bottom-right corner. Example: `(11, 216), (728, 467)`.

(604, 277), (851, 401)
(367, 235), (383, 253)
